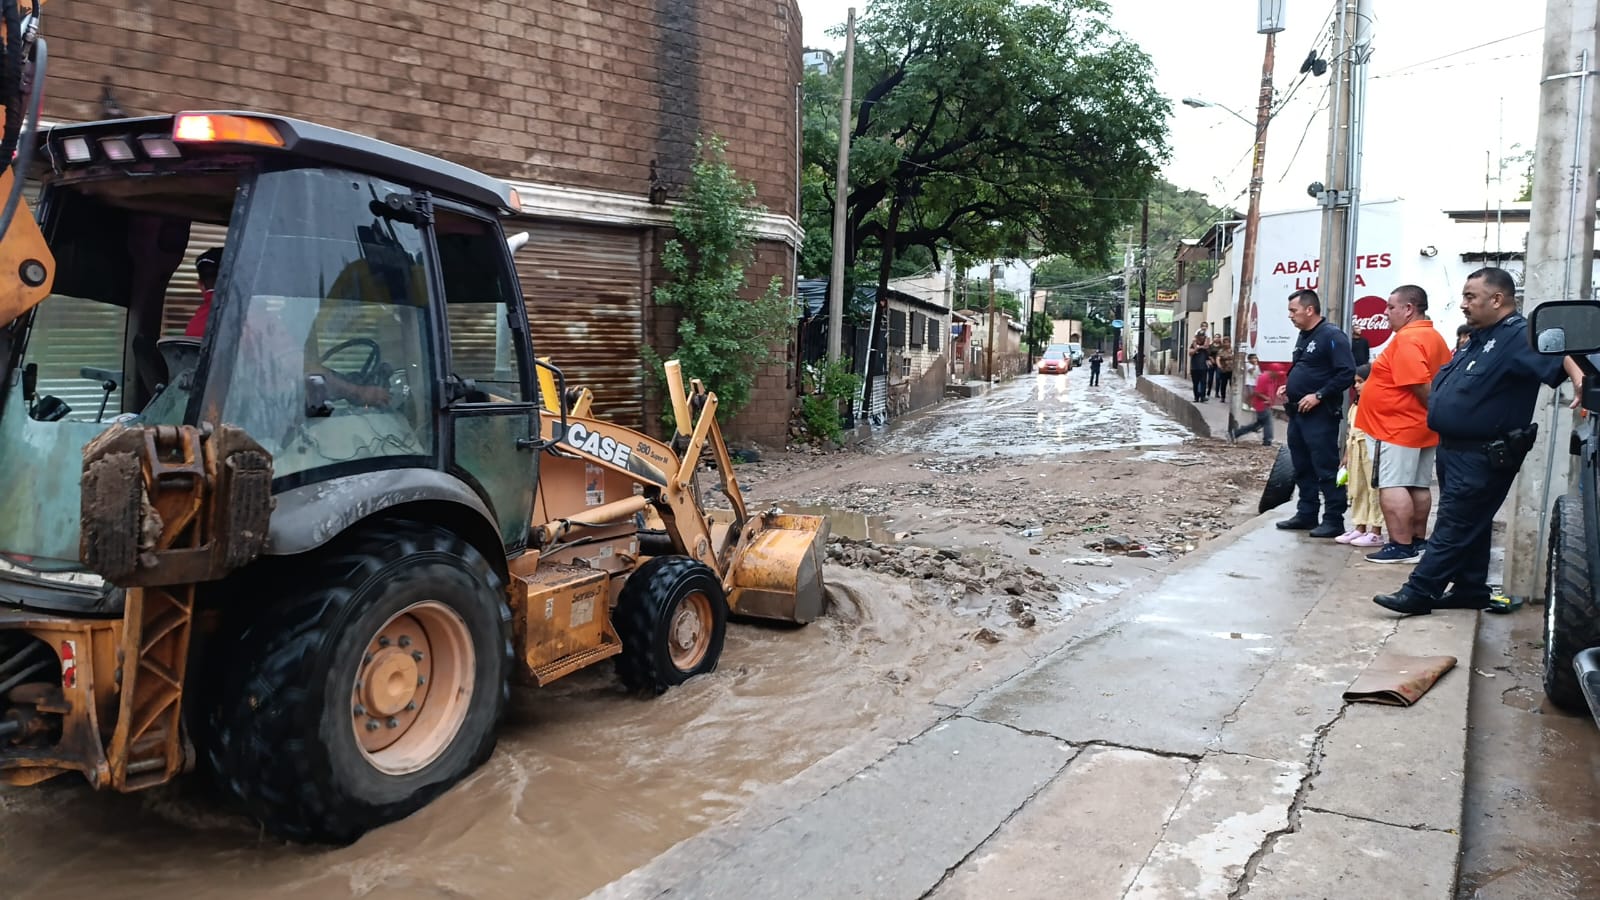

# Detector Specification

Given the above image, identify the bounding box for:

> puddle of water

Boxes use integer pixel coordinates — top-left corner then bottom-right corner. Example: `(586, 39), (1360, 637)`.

(772, 502), (895, 543)
(1501, 685), (1545, 712)
(1134, 613), (1183, 624)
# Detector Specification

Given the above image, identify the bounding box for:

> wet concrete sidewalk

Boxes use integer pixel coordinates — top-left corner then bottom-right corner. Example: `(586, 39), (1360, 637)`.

(593, 510), (1476, 898)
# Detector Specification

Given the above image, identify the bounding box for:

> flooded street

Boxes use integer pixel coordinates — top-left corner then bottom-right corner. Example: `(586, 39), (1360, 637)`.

(876, 372), (1190, 456)
(1, 569), (998, 899)
(1, 372), (1278, 899)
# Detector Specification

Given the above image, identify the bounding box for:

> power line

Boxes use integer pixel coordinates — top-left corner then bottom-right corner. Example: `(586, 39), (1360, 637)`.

(1371, 52), (1537, 80)
(1375, 27), (1543, 78)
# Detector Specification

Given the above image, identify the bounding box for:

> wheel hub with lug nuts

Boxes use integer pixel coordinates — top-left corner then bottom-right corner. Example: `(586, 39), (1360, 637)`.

(668, 591), (713, 670)
(350, 600), (474, 775)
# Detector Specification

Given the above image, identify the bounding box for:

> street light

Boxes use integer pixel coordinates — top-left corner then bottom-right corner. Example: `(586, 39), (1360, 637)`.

(1181, 97), (1255, 129)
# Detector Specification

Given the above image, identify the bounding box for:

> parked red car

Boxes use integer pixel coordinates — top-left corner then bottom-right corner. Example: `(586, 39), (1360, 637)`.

(1037, 350), (1069, 374)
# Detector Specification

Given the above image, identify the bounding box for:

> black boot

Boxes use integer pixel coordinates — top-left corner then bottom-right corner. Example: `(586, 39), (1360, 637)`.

(1276, 516), (1317, 530)
(1308, 521), (1345, 539)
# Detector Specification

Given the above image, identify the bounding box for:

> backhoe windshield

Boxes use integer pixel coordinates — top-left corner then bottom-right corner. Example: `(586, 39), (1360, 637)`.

(213, 167), (436, 480)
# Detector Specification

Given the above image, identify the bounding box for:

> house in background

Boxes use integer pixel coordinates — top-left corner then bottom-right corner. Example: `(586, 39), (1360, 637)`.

(796, 279), (951, 424)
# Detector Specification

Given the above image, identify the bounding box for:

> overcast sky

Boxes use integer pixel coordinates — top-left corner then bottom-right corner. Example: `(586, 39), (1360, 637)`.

(797, 0), (1549, 228)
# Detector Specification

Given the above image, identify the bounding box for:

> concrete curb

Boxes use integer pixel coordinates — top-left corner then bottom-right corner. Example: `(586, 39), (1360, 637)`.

(1137, 374), (1215, 437)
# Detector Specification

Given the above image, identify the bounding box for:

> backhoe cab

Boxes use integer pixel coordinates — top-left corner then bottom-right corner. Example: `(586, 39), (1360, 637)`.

(0, 111), (827, 842)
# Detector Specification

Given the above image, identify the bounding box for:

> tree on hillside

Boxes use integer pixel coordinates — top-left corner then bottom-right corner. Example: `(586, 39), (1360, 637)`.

(803, 0), (1169, 303)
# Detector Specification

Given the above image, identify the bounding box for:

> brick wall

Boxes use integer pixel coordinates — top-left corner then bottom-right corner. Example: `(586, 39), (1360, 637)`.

(642, 236), (795, 446)
(726, 243), (796, 445)
(45, 0), (801, 217)
(45, 0), (802, 443)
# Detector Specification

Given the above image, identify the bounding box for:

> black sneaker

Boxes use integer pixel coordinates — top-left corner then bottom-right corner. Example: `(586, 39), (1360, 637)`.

(1226, 428), (1238, 444)
(1276, 517), (1317, 530)
(1412, 538), (1428, 556)
(1365, 542), (1420, 564)
(1374, 587), (1434, 616)
(1309, 522), (1345, 538)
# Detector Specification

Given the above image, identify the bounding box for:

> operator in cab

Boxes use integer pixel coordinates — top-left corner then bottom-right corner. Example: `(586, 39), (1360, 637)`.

(184, 246), (222, 337)
(182, 245), (390, 408)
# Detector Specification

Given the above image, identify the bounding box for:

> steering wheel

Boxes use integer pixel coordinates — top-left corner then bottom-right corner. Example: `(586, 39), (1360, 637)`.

(319, 337), (383, 383)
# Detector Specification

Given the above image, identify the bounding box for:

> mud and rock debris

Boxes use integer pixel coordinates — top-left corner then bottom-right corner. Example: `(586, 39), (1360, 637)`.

(825, 536), (1065, 634)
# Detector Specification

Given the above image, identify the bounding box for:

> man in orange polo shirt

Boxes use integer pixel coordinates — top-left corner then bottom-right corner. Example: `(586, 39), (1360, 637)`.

(1353, 285), (1454, 564)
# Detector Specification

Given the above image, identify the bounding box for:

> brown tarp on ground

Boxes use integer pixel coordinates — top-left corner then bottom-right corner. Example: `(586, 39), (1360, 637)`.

(1343, 653), (1458, 707)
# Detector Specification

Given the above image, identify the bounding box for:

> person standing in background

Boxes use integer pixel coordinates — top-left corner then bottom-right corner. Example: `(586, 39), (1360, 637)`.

(1275, 289), (1358, 538)
(1189, 328), (1211, 402)
(1215, 339), (1235, 403)
(1353, 285), (1454, 565)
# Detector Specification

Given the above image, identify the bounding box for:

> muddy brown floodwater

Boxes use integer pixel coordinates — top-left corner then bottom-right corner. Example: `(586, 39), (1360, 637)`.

(2, 375), (1279, 898)
(0, 568), (1016, 900)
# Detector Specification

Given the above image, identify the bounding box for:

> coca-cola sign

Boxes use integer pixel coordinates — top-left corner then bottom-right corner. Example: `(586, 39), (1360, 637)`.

(1352, 294), (1391, 348)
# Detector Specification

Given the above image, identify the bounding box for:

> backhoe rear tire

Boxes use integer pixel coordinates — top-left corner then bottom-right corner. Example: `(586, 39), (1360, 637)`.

(613, 556), (727, 695)
(205, 521), (511, 844)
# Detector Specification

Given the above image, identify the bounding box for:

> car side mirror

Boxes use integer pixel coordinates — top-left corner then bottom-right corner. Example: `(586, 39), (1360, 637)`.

(1530, 300), (1600, 355)
(1533, 301), (1600, 414)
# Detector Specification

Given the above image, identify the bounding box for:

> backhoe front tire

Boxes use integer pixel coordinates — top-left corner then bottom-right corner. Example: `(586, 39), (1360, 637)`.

(614, 556), (727, 695)
(1544, 495), (1600, 714)
(206, 521), (512, 844)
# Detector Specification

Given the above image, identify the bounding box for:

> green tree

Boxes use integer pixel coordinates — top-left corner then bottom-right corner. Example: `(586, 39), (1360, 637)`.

(951, 277), (1020, 318)
(806, 0), (1169, 306)
(649, 136), (796, 419)
(1025, 310), (1054, 352)
(1502, 143), (1535, 202)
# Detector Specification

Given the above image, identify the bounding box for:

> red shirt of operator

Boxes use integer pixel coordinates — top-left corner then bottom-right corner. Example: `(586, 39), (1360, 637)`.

(184, 246), (223, 338)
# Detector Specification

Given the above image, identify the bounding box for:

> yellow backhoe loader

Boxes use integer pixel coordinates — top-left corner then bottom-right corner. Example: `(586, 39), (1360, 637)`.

(0, 1), (827, 843)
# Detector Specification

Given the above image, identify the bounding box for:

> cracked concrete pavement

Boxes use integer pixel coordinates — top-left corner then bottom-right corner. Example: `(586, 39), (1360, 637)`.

(591, 457), (1477, 898)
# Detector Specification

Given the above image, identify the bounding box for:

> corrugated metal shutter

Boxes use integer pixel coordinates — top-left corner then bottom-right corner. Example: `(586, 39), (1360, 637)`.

(508, 221), (644, 427)
(909, 311), (925, 347)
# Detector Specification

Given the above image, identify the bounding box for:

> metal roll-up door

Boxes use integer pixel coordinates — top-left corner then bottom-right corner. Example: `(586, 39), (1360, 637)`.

(508, 221), (645, 427)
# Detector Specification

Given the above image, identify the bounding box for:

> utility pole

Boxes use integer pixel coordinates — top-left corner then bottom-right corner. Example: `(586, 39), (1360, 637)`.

(1339, 0), (1374, 329)
(985, 262), (998, 382)
(1316, 1), (1358, 332)
(825, 8), (857, 363)
(1504, 0), (1600, 601)
(1229, 23), (1277, 434)
(1115, 236), (1133, 372)
(1136, 197), (1149, 377)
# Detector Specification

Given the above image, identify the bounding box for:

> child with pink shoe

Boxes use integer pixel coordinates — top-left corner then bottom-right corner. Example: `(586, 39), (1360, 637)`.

(1336, 364), (1385, 548)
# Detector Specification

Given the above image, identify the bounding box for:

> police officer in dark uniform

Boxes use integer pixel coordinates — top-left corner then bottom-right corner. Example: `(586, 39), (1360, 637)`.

(1375, 267), (1583, 616)
(1275, 289), (1357, 538)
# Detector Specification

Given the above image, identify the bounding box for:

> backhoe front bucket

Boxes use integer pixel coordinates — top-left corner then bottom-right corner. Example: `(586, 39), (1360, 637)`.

(726, 513), (830, 625)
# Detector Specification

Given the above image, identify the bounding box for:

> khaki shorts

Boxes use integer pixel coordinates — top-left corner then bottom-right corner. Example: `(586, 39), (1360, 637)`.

(1368, 438), (1436, 489)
